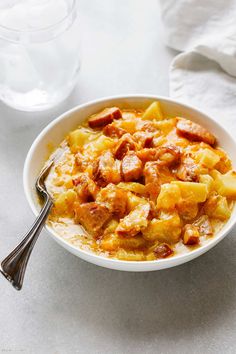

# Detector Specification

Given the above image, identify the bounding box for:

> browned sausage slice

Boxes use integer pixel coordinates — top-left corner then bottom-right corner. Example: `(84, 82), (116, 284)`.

(88, 107), (122, 128)
(96, 184), (128, 218)
(93, 151), (121, 186)
(133, 131), (153, 148)
(73, 173), (99, 202)
(114, 133), (136, 160)
(74, 202), (111, 236)
(176, 118), (216, 146)
(103, 123), (126, 138)
(121, 152), (142, 182)
(154, 244), (173, 258)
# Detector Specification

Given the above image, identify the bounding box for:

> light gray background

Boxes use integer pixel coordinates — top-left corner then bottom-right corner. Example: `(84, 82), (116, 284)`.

(1, 0), (236, 353)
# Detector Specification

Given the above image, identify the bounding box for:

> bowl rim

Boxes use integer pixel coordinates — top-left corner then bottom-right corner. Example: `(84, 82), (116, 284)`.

(23, 94), (236, 270)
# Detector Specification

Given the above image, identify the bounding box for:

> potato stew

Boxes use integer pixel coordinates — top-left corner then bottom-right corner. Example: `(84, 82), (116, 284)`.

(45, 102), (236, 261)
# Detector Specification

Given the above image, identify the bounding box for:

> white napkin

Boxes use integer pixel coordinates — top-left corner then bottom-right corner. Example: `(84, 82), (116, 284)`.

(159, 0), (236, 134)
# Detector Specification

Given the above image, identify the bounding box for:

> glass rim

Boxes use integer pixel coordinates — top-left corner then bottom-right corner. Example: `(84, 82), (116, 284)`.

(0, 0), (76, 35)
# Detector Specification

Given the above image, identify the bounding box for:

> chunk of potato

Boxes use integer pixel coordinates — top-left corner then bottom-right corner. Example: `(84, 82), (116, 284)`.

(88, 135), (115, 154)
(142, 211), (181, 243)
(212, 170), (236, 198)
(116, 119), (137, 134)
(116, 203), (150, 237)
(126, 192), (147, 212)
(154, 119), (175, 134)
(156, 183), (181, 209)
(204, 194), (231, 220)
(100, 233), (120, 251)
(117, 182), (146, 195)
(142, 102), (164, 121)
(213, 197), (231, 220)
(54, 190), (77, 216)
(171, 181), (208, 203)
(68, 128), (96, 152)
(199, 174), (214, 193)
(196, 148), (220, 168)
(177, 200), (199, 221)
(103, 219), (119, 234)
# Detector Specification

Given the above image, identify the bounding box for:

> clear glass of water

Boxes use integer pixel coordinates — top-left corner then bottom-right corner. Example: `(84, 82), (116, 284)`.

(0, 0), (80, 111)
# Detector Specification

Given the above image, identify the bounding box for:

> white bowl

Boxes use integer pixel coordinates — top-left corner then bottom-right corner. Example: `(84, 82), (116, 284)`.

(23, 95), (236, 271)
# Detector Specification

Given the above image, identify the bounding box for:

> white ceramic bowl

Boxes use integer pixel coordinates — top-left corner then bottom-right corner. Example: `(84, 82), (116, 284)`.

(23, 95), (236, 271)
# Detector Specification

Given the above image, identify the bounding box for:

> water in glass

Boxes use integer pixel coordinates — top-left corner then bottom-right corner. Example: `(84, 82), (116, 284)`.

(0, 0), (80, 111)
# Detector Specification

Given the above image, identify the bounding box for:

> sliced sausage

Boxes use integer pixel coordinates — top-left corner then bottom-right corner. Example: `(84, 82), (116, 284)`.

(121, 152), (143, 182)
(156, 145), (181, 166)
(103, 123), (126, 138)
(143, 161), (161, 201)
(137, 148), (160, 162)
(73, 173), (99, 202)
(88, 107), (122, 128)
(176, 159), (199, 182)
(96, 184), (128, 218)
(93, 151), (121, 186)
(114, 133), (136, 160)
(143, 161), (159, 184)
(154, 243), (173, 258)
(176, 118), (216, 146)
(133, 131), (153, 148)
(74, 202), (111, 236)
(137, 145), (180, 166)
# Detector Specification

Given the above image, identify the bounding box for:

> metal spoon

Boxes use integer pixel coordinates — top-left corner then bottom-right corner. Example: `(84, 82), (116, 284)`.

(0, 158), (55, 290)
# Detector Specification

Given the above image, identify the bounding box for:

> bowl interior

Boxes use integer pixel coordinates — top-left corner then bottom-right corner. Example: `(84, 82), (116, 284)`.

(23, 95), (236, 271)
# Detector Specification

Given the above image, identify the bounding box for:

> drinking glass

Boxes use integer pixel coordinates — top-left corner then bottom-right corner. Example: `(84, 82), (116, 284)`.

(0, 0), (80, 111)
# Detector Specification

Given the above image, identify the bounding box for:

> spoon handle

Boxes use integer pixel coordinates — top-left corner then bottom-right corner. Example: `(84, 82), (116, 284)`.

(0, 196), (53, 290)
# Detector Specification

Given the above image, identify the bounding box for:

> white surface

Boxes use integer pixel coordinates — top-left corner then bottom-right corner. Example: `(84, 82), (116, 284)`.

(1, 0), (236, 353)
(24, 94), (236, 272)
(160, 0), (236, 133)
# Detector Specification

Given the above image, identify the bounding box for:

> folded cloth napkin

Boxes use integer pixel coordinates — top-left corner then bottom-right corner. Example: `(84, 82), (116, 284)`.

(159, 0), (236, 134)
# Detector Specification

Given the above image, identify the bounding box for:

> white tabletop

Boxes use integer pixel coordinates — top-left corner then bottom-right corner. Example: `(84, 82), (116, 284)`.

(1, 1), (236, 353)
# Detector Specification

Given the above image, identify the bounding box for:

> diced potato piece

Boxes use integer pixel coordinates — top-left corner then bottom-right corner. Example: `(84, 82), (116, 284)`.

(156, 183), (181, 209)
(117, 182), (146, 195)
(104, 219), (119, 234)
(54, 190), (77, 216)
(205, 194), (231, 220)
(116, 203), (150, 237)
(101, 233), (146, 251)
(88, 135), (115, 154)
(171, 181), (208, 203)
(154, 119), (175, 134)
(117, 119), (137, 134)
(212, 197), (231, 220)
(142, 212), (181, 243)
(100, 234), (120, 251)
(118, 236), (146, 249)
(204, 192), (230, 220)
(68, 128), (96, 152)
(196, 148), (220, 168)
(177, 200), (198, 221)
(126, 192), (147, 212)
(146, 253), (157, 261)
(212, 170), (236, 198)
(142, 101), (164, 121)
(199, 174), (214, 193)
(116, 249), (146, 261)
